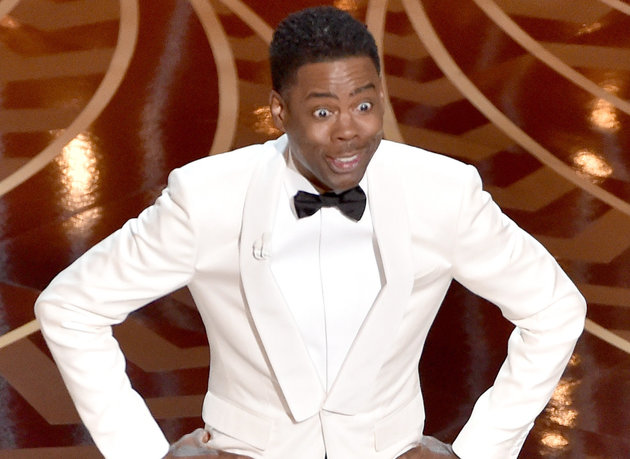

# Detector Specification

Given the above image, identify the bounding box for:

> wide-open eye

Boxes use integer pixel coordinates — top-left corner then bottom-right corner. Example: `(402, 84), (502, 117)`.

(313, 108), (332, 119)
(357, 101), (373, 112)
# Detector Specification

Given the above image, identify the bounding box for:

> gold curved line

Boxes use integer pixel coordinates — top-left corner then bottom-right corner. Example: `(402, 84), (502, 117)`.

(0, 0), (139, 198)
(585, 318), (630, 355)
(0, 319), (39, 349)
(473, 0), (630, 116)
(188, 0), (238, 155)
(401, 0), (630, 217)
(598, 0), (630, 16)
(366, 0), (404, 143)
(218, 0), (273, 43)
(0, 0), (22, 19)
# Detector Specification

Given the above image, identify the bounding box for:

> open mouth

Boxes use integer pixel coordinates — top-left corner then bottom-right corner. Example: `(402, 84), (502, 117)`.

(328, 153), (360, 171)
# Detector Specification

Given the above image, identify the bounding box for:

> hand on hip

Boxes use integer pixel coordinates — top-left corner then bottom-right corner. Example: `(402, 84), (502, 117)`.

(397, 436), (458, 458)
(165, 428), (252, 458)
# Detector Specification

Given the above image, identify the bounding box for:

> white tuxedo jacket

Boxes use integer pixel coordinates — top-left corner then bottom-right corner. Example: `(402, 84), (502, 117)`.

(35, 136), (586, 459)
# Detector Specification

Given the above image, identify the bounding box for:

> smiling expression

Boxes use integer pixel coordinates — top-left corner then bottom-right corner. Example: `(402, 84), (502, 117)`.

(270, 56), (385, 193)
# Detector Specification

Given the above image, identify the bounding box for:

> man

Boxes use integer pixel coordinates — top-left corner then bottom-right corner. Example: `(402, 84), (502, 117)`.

(35, 6), (586, 459)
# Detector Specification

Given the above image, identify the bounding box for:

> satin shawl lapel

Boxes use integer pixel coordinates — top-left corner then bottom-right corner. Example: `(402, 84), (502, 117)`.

(239, 145), (325, 423)
(324, 152), (414, 414)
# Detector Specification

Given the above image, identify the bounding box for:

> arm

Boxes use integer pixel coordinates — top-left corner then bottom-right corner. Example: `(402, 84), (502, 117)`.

(448, 167), (586, 458)
(35, 170), (198, 458)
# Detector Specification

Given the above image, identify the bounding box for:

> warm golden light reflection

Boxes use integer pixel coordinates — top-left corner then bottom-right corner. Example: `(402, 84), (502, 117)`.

(62, 207), (103, 236)
(577, 22), (602, 36)
(552, 378), (579, 402)
(540, 377), (580, 452)
(0, 16), (20, 30)
(334, 0), (360, 11)
(55, 132), (101, 213)
(547, 406), (578, 427)
(571, 149), (613, 182)
(589, 80), (621, 131)
(540, 432), (569, 449)
(568, 353), (581, 367)
(252, 106), (282, 137)
(601, 81), (621, 94)
(590, 99), (620, 131)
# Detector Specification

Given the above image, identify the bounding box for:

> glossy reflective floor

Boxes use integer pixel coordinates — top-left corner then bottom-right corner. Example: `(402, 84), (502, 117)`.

(1, 0), (630, 457)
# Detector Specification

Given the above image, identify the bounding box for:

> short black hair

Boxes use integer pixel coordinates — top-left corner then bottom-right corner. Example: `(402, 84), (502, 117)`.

(269, 6), (380, 94)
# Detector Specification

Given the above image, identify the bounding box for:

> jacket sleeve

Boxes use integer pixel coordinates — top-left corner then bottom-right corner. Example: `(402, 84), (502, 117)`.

(34, 169), (198, 459)
(449, 166), (586, 458)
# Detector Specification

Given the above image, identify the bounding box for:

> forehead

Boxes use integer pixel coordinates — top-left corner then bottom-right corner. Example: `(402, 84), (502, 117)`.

(287, 57), (380, 97)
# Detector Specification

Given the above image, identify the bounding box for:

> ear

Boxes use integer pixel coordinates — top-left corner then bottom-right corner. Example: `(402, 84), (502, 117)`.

(378, 79), (385, 105)
(269, 90), (287, 132)
(376, 80), (386, 117)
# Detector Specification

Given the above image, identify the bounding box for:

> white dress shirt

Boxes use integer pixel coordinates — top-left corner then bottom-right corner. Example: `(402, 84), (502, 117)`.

(270, 154), (383, 390)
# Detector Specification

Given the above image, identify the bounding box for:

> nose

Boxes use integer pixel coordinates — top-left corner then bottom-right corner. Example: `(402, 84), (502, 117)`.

(333, 111), (358, 141)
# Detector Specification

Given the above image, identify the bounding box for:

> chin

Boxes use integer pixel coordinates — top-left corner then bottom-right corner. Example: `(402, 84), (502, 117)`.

(331, 180), (362, 193)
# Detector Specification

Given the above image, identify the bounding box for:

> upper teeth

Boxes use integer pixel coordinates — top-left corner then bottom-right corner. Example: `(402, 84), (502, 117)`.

(338, 155), (357, 163)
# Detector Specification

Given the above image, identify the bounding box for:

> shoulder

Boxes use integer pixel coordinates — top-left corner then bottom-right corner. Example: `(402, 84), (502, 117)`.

(372, 139), (477, 187)
(167, 136), (287, 195)
(176, 136), (286, 181)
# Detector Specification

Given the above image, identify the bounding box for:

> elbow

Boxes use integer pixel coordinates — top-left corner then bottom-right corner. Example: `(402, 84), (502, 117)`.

(34, 293), (53, 331)
(566, 291), (587, 341)
(34, 288), (64, 334)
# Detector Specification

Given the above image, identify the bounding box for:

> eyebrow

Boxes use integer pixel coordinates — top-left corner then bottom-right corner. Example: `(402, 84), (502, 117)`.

(306, 83), (377, 100)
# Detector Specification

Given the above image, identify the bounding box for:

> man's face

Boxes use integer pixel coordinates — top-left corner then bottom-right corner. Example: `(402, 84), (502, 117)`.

(270, 57), (384, 193)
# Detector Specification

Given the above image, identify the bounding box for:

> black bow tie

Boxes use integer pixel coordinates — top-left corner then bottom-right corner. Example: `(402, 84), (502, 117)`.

(293, 186), (366, 221)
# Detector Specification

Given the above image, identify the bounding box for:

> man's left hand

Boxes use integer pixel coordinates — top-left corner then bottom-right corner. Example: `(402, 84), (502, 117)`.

(166, 428), (253, 458)
(396, 436), (458, 458)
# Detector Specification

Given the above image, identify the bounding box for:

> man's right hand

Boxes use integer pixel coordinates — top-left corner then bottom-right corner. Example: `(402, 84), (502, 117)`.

(164, 428), (253, 458)
(165, 452), (250, 459)
(396, 436), (458, 458)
